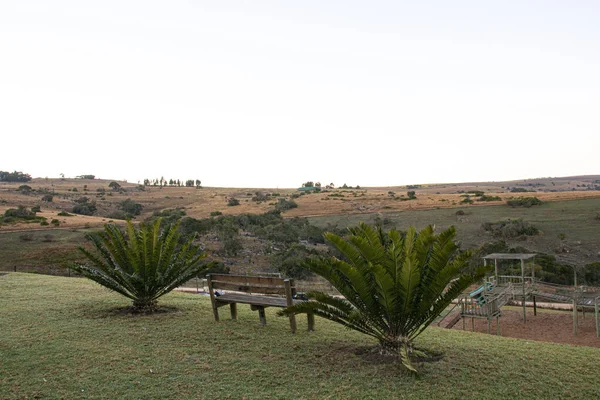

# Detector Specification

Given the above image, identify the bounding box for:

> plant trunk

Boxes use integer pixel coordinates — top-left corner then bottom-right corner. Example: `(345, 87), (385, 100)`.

(133, 298), (158, 312)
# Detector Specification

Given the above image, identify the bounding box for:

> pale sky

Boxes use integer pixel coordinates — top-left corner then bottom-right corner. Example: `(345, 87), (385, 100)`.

(1, 1), (598, 188)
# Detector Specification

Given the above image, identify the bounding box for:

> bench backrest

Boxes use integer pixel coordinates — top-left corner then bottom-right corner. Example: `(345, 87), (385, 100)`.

(207, 274), (296, 296)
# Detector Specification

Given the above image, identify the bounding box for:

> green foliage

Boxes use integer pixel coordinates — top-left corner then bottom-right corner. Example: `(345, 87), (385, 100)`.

(584, 262), (600, 285)
(108, 181), (121, 191)
(506, 196), (542, 207)
(274, 198), (298, 212)
(71, 219), (209, 311)
(478, 195), (501, 202)
(31, 205), (41, 213)
(280, 223), (487, 372)
(72, 197), (97, 215)
(17, 185), (32, 193)
(118, 198), (143, 218)
(0, 170), (32, 182)
(271, 243), (318, 279)
(302, 181), (314, 188)
(510, 187), (530, 193)
(460, 196), (473, 204)
(57, 211), (73, 217)
(227, 198), (240, 206)
(406, 190), (417, 199)
(51, 219), (60, 226)
(210, 211), (223, 217)
(481, 219), (540, 239)
(41, 194), (53, 202)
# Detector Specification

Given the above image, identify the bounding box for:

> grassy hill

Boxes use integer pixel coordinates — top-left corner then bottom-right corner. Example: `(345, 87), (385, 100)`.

(1, 273), (599, 399)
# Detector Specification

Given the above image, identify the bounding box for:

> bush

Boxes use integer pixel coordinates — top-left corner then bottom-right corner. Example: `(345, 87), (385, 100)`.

(478, 195), (501, 202)
(4, 206), (36, 219)
(106, 211), (129, 220)
(275, 198), (298, 212)
(460, 197), (473, 204)
(482, 219), (540, 239)
(406, 191), (417, 200)
(31, 205), (41, 213)
(57, 211), (73, 217)
(41, 194), (53, 202)
(510, 187), (530, 193)
(506, 197), (542, 208)
(51, 219), (60, 226)
(17, 185), (33, 193)
(0, 171), (32, 182)
(72, 197), (97, 215)
(40, 220), (49, 226)
(227, 198), (240, 207)
(19, 233), (34, 241)
(118, 198), (143, 218)
(210, 211), (223, 216)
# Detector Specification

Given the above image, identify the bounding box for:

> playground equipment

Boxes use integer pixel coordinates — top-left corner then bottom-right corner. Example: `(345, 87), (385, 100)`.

(439, 253), (600, 337)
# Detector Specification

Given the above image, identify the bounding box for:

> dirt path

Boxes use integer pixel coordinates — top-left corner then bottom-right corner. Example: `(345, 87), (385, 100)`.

(452, 308), (600, 348)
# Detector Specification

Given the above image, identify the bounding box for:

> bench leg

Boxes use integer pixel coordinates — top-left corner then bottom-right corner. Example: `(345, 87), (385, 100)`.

(307, 313), (315, 331)
(288, 312), (297, 334)
(211, 302), (220, 322)
(257, 307), (267, 326)
(230, 303), (237, 320)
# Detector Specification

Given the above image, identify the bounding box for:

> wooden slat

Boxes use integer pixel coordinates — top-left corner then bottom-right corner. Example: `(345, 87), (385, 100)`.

(210, 281), (287, 295)
(209, 274), (288, 286)
(216, 293), (304, 308)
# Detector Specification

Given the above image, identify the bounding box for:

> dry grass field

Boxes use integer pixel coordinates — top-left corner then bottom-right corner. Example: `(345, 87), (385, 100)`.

(1, 175), (599, 232)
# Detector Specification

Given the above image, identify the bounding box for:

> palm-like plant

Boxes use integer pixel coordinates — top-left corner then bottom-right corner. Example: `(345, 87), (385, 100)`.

(72, 219), (209, 311)
(280, 223), (488, 371)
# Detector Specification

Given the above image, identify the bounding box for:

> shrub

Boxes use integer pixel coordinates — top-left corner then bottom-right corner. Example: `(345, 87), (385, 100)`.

(275, 198), (298, 212)
(4, 206), (36, 219)
(31, 205), (41, 213)
(72, 197), (97, 215)
(482, 219), (540, 239)
(118, 198), (143, 218)
(510, 187), (530, 193)
(227, 198), (240, 206)
(506, 197), (542, 208)
(71, 219), (210, 311)
(106, 211), (128, 220)
(19, 233), (35, 241)
(407, 191), (417, 200)
(478, 195), (501, 202)
(280, 223), (487, 372)
(17, 185), (33, 193)
(210, 211), (223, 216)
(57, 211), (73, 217)
(40, 220), (49, 226)
(41, 194), (54, 202)
(460, 197), (473, 204)
(0, 171), (32, 182)
(50, 219), (60, 226)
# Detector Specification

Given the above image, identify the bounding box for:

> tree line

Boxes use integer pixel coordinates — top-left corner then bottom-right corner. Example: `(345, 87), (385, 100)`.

(142, 177), (201, 188)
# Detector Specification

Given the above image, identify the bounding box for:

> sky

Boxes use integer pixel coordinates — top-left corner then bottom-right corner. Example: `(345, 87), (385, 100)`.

(1, 1), (599, 188)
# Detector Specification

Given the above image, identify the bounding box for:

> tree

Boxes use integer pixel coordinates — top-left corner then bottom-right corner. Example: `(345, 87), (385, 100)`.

(185, 179), (194, 187)
(280, 223), (487, 372)
(72, 219), (210, 311)
(118, 198), (143, 217)
(108, 181), (121, 191)
(302, 181), (314, 188)
(0, 171), (32, 182)
(195, 179), (201, 188)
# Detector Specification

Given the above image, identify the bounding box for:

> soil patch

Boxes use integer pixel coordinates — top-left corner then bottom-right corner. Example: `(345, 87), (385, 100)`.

(451, 308), (600, 348)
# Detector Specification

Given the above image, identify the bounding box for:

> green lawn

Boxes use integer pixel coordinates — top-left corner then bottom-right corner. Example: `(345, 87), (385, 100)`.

(1, 273), (599, 399)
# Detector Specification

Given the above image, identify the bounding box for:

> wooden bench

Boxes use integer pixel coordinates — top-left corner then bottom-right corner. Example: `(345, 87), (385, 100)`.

(207, 274), (314, 333)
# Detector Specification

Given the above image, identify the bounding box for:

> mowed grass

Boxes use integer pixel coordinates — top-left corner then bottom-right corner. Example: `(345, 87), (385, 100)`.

(1, 273), (599, 399)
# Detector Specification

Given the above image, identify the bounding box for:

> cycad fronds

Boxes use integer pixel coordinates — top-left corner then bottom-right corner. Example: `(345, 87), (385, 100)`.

(72, 218), (209, 311)
(280, 223), (488, 371)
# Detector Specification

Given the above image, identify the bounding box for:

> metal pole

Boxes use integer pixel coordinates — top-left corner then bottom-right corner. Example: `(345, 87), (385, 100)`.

(494, 259), (498, 283)
(594, 297), (600, 337)
(521, 259), (526, 323)
(573, 299), (578, 336)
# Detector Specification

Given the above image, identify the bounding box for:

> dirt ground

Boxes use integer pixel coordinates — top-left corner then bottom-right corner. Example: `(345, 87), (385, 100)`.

(452, 307), (600, 348)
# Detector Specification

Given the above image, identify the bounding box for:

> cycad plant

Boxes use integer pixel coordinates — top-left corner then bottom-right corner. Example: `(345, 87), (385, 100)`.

(280, 223), (488, 371)
(72, 219), (209, 312)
